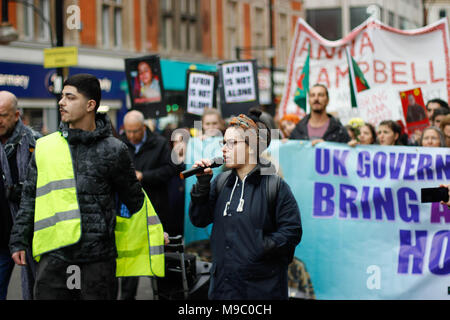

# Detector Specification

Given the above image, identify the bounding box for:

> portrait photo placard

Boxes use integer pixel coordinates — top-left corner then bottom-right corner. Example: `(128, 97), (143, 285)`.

(125, 55), (167, 118)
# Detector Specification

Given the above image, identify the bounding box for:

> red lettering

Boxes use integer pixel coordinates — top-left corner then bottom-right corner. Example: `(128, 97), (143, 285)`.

(318, 45), (335, 59)
(358, 61), (369, 74)
(391, 61), (408, 85)
(359, 32), (375, 55)
(430, 60), (444, 83)
(373, 60), (388, 84)
(335, 65), (348, 89)
(411, 62), (426, 85)
(316, 68), (330, 88)
(298, 38), (312, 58)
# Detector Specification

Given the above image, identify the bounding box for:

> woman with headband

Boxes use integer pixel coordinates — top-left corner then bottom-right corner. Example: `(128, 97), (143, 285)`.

(188, 110), (302, 300)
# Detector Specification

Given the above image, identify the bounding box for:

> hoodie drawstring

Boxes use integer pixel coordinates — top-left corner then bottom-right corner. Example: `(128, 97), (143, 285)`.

(236, 175), (247, 212)
(223, 176), (238, 216)
(223, 175), (247, 216)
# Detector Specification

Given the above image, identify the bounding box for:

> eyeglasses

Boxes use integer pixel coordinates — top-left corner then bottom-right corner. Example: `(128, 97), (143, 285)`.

(219, 139), (246, 149)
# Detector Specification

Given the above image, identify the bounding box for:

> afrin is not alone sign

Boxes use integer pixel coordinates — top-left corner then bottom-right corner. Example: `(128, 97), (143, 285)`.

(279, 18), (450, 127)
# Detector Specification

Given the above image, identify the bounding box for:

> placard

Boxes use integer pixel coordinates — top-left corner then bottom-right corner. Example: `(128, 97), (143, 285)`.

(218, 60), (260, 118)
(124, 55), (166, 118)
(186, 70), (216, 115)
(400, 87), (430, 134)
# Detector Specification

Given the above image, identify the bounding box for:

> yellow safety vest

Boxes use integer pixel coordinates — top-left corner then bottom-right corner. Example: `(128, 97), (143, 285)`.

(33, 132), (165, 277)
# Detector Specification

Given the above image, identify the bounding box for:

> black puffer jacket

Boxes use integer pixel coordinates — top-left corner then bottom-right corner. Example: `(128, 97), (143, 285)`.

(9, 114), (144, 263)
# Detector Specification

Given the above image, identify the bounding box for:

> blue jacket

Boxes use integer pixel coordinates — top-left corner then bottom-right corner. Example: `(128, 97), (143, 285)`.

(189, 165), (302, 300)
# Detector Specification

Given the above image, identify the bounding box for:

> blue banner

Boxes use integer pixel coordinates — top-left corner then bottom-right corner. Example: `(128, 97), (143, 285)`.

(184, 138), (450, 299)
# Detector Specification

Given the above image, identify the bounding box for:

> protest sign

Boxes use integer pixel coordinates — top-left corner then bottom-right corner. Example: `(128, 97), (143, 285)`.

(124, 55), (166, 118)
(279, 18), (450, 127)
(186, 70), (216, 115)
(400, 87), (429, 134)
(184, 138), (450, 299)
(218, 60), (260, 118)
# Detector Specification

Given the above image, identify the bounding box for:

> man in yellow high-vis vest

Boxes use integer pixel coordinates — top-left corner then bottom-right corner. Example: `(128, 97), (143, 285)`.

(9, 74), (167, 300)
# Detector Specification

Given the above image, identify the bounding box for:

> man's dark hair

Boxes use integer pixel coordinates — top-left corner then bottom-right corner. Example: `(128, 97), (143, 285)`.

(431, 107), (450, 122)
(63, 73), (101, 111)
(426, 98), (449, 110)
(311, 83), (329, 98)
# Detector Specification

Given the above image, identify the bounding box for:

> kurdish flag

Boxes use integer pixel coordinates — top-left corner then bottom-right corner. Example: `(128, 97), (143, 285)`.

(346, 46), (370, 108)
(293, 44), (310, 112)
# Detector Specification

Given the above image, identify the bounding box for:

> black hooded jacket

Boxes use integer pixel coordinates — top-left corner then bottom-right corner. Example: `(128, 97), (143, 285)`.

(289, 113), (350, 143)
(121, 128), (183, 235)
(9, 113), (144, 263)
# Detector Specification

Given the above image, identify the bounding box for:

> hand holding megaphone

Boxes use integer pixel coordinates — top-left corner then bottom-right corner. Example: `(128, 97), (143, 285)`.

(180, 157), (223, 179)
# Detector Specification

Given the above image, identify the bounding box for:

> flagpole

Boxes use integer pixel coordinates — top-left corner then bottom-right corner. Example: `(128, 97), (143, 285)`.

(346, 46), (358, 108)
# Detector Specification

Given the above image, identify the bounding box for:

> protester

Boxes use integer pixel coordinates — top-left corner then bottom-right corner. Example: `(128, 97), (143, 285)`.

(419, 126), (446, 147)
(439, 114), (450, 147)
(426, 98), (449, 120)
(201, 108), (225, 139)
(0, 91), (40, 300)
(376, 120), (403, 146)
(120, 109), (182, 300)
(9, 74), (167, 300)
(430, 107), (450, 127)
(189, 111), (302, 300)
(279, 114), (301, 139)
(348, 122), (376, 147)
(289, 84), (350, 144)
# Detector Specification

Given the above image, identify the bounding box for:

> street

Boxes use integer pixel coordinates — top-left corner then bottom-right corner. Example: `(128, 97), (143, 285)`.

(6, 265), (155, 300)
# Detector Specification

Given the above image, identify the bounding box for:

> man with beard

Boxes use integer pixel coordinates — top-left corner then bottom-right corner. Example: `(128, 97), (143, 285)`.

(289, 84), (350, 144)
(0, 91), (40, 300)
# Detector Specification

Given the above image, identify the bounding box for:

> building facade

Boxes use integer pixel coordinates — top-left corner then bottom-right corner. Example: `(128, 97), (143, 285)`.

(0, 0), (304, 132)
(303, 0), (424, 41)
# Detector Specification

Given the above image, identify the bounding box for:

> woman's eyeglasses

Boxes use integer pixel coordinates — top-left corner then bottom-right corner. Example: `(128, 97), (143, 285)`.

(219, 139), (246, 149)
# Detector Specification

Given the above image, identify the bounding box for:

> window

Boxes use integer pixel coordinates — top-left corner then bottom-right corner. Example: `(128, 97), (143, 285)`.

(388, 11), (395, 27)
(439, 9), (447, 19)
(161, 0), (175, 50)
(101, 0), (123, 48)
(160, 0), (201, 53)
(350, 7), (370, 30)
(277, 12), (288, 67)
(399, 16), (408, 30)
(23, 0), (34, 39)
(226, 0), (239, 59)
(253, 7), (265, 64)
(306, 8), (342, 40)
(37, 0), (50, 41)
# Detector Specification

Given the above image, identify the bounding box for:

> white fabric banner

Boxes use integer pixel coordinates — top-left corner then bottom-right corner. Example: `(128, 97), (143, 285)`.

(279, 18), (450, 127)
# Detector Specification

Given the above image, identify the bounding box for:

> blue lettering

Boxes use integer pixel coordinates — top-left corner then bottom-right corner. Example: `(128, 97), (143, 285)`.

(373, 152), (387, 179)
(339, 184), (358, 219)
(357, 151), (370, 178)
(389, 152), (404, 179)
(373, 187), (395, 221)
(403, 154), (417, 180)
(435, 155), (450, 180)
(315, 148), (330, 175)
(361, 186), (371, 219)
(313, 182), (334, 217)
(429, 230), (450, 275)
(333, 150), (349, 177)
(416, 154), (433, 180)
(398, 230), (427, 274)
(397, 188), (419, 223)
